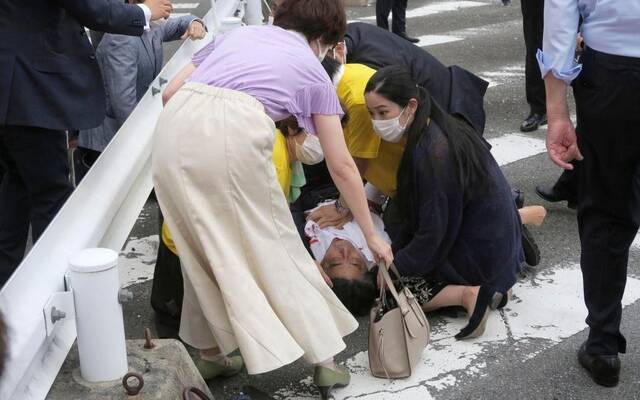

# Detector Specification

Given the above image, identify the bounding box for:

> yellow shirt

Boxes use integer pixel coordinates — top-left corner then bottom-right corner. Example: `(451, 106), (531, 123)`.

(272, 129), (292, 199)
(162, 129), (292, 255)
(337, 64), (406, 197)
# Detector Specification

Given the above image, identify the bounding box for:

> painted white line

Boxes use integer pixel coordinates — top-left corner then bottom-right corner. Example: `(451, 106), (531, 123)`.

(169, 12), (191, 18)
(479, 64), (525, 89)
(488, 133), (547, 166)
(119, 235), (159, 288)
(417, 34), (464, 47)
(274, 265), (640, 399)
(361, 0), (487, 20)
(173, 2), (200, 9)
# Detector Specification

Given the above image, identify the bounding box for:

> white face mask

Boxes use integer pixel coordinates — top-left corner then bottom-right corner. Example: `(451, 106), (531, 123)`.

(295, 133), (324, 165)
(315, 39), (330, 61)
(372, 107), (408, 143)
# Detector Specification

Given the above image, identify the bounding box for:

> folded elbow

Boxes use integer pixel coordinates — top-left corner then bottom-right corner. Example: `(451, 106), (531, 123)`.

(329, 160), (359, 184)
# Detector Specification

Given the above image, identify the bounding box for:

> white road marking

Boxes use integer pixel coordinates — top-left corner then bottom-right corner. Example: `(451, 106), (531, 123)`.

(119, 235), (159, 288)
(417, 34), (464, 47)
(488, 133), (547, 166)
(361, 1), (487, 20)
(274, 265), (640, 399)
(173, 2), (200, 9)
(479, 64), (525, 89)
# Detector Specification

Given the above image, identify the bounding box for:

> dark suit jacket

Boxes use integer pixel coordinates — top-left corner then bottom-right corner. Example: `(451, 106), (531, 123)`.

(79, 16), (196, 152)
(0, 0), (146, 130)
(345, 22), (489, 135)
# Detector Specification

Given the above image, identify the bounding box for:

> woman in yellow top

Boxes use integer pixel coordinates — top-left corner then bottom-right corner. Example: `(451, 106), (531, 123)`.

(310, 56), (546, 263)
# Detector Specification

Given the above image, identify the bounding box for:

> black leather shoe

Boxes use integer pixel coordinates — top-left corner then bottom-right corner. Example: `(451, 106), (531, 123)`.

(535, 185), (577, 209)
(512, 188), (525, 209)
(578, 342), (620, 387)
(501, 0), (511, 5)
(520, 113), (547, 132)
(395, 32), (420, 43)
(521, 225), (540, 267)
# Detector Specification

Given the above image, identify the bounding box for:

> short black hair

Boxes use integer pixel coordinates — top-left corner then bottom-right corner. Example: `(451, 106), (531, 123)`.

(331, 270), (377, 316)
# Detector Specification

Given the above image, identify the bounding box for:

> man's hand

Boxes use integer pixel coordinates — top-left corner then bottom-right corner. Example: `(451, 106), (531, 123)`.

(546, 115), (583, 169)
(144, 0), (173, 21)
(544, 74), (584, 170)
(306, 203), (353, 229)
(181, 20), (206, 40)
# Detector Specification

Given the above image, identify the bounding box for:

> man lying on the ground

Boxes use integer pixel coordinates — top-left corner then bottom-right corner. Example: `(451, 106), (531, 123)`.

(307, 182), (547, 322)
(305, 184), (391, 316)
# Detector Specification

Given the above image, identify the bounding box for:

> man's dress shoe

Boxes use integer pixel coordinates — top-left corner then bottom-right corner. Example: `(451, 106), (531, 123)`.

(535, 185), (577, 209)
(521, 225), (540, 266)
(395, 32), (420, 43)
(520, 113), (547, 132)
(578, 342), (620, 387)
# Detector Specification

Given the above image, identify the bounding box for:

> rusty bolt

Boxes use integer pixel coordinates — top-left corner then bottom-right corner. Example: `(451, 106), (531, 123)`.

(183, 387), (212, 400)
(122, 372), (144, 396)
(144, 327), (155, 349)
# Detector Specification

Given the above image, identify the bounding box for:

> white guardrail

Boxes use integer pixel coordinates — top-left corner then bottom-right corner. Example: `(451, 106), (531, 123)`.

(0, 1), (262, 398)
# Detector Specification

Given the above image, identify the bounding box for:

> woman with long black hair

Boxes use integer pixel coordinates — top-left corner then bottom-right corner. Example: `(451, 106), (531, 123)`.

(364, 66), (524, 339)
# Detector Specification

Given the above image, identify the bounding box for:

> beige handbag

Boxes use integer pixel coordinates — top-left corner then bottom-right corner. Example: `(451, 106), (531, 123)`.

(368, 262), (430, 379)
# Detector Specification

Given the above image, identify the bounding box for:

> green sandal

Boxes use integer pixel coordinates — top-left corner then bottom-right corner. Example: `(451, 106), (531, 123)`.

(196, 356), (244, 380)
(314, 365), (350, 399)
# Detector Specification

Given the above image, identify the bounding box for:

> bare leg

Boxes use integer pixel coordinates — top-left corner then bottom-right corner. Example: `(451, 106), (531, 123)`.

(200, 346), (232, 366)
(197, 347), (244, 380)
(518, 205), (547, 226)
(422, 285), (479, 314)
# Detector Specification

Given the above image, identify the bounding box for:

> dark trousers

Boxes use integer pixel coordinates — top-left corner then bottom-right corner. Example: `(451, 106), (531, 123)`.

(150, 208), (183, 331)
(376, 0), (408, 34)
(0, 126), (73, 285)
(73, 146), (101, 185)
(574, 48), (640, 355)
(521, 0), (546, 114)
(553, 166), (578, 201)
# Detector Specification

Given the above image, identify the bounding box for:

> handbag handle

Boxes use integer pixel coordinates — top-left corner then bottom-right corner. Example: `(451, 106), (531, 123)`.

(378, 261), (408, 314)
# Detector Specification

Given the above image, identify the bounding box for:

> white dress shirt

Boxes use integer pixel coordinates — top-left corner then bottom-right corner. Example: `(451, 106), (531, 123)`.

(537, 0), (640, 84)
(137, 3), (152, 31)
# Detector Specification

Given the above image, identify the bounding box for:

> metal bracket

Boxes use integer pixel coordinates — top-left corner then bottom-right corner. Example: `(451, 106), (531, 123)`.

(43, 291), (75, 337)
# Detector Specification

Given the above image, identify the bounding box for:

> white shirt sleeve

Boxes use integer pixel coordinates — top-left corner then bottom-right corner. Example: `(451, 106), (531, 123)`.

(536, 0), (582, 84)
(136, 3), (152, 32)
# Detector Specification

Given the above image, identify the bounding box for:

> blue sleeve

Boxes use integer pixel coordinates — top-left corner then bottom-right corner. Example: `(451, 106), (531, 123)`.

(56, 0), (145, 36)
(536, 0), (582, 84)
(393, 134), (464, 277)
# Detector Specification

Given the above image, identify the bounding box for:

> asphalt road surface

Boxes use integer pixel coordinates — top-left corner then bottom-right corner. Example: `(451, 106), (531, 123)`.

(117, 1), (640, 399)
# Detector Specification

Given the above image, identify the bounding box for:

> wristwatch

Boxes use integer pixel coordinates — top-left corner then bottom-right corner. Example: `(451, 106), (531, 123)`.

(335, 198), (349, 214)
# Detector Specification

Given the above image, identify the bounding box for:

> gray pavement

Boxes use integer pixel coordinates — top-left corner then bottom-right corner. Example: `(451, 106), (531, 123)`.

(118, 1), (640, 399)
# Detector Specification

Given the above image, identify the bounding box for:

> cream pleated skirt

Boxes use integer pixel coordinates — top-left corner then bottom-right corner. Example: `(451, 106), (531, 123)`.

(151, 83), (358, 375)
